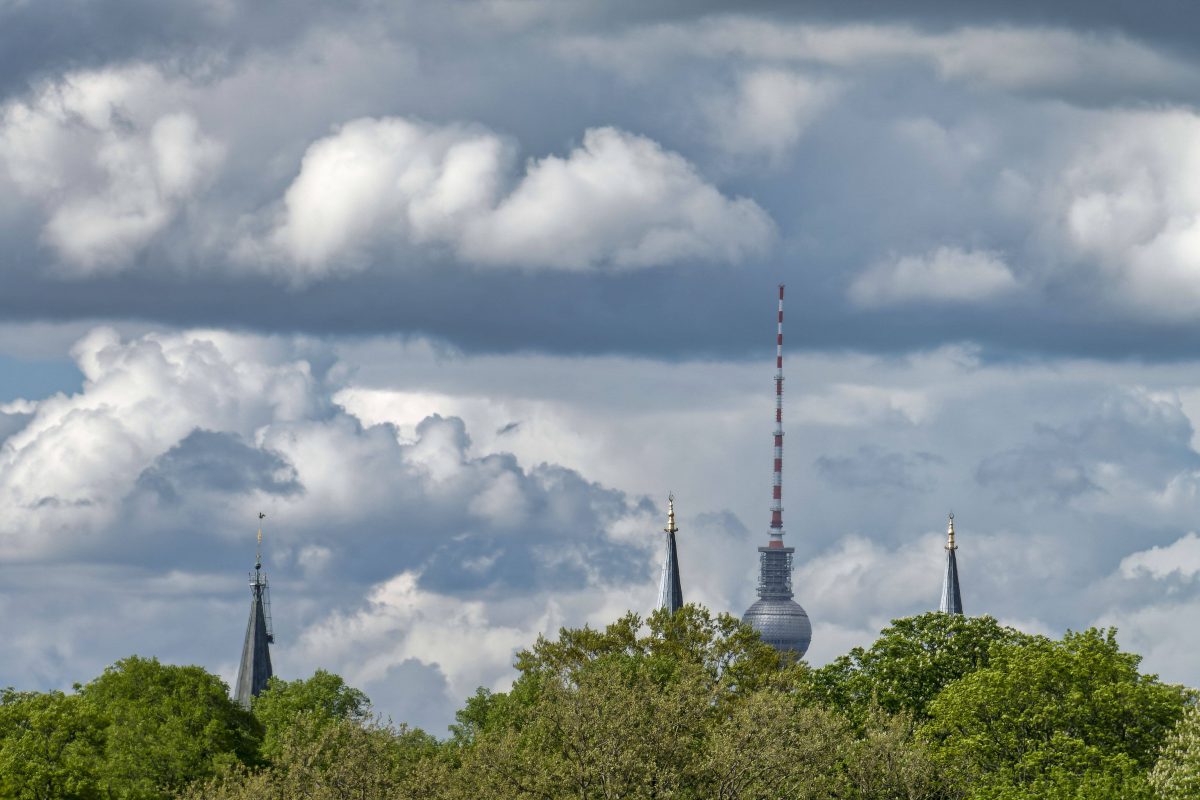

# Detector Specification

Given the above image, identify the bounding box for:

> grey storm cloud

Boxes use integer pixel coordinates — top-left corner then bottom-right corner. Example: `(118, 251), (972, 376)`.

(815, 446), (943, 493)
(7, 0), (1200, 733)
(976, 390), (1200, 503)
(2, 2), (1200, 360)
(135, 429), (303, 502)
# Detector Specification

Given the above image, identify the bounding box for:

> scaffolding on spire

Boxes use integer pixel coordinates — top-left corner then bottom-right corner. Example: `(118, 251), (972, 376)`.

(742, 285), (812, 657)
(235, 513), (274, 708)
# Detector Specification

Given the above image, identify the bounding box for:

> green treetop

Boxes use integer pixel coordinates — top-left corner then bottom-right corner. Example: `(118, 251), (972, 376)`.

(251, 670), (370, 762)
(808, 612), (1031, 725)
(77, 656), (260, 799)
(924, 627), (1189, 799)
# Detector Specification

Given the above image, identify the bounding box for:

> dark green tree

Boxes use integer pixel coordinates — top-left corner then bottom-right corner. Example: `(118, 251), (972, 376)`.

(923, 628), (1188, 799)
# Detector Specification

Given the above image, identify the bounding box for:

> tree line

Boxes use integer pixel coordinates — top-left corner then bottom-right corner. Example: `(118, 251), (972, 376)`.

(2, 609), (1200, 799)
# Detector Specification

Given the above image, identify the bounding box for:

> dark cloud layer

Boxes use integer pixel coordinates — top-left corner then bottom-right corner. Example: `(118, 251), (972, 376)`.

(2, 2), (1200, 362)
(6, 0), (1200, 732)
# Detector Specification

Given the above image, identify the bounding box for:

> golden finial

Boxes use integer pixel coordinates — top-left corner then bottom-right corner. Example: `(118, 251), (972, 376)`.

(664, 493), (678, 535)
(946, 512), (957, 551)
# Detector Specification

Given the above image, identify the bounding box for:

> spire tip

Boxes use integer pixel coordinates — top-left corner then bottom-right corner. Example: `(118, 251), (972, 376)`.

(256, 512), (265, 570)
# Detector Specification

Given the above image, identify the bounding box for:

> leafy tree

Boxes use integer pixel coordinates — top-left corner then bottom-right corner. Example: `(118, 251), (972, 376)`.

(808, 612), (1030, 725)
(453, 605), (789, 747)
(251, 670), (370, 761)
(703, 690), (855, 799)
(1150, 702), (1200, 800)
(180, 715), (441, 800)
(77, 656), (260, 799)
(844, 710), (944, 800)
(462, 656), (714, 798)
(456, 605), (943, 799)
(0, 689), (105, 800)
(514, 605), (784, 688)
(923, 628), (1187, 799)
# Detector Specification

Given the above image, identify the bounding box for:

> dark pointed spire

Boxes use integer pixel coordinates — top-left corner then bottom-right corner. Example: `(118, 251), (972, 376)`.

(657, 494), (684, 613)
(235, 513), (274, 708)
(939, 513), (963, 615)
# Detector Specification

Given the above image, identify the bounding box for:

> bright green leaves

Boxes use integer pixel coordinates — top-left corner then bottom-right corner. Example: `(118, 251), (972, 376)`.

(924, 628), (1187, 799)
(251, 670), (370, 761)
(808, 611), (1031, 725)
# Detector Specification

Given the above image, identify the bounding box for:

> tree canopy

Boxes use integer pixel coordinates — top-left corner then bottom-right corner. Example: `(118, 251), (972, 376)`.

(1, 609), (1196, 800)
(924, 628), (1190, 799)
(251, 670), (370, 761)
(808, 612), (1031, 724)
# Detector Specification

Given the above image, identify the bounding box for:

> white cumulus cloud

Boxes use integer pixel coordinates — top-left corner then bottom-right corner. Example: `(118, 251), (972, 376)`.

(849, 246), (1018, 307)
(0, 65), (224, 273)
(1041, 109), (1200, 320)
(703, 68), (839, 160)
(1119, 532), (1200, 580)
(250, 120), (773, 280)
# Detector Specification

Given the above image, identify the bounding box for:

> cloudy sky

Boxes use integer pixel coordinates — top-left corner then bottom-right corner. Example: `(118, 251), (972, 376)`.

(4, 0), (1200, 731)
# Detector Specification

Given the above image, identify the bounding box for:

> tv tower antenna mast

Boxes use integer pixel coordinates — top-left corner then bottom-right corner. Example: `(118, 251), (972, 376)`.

(770, 285), (785, 546)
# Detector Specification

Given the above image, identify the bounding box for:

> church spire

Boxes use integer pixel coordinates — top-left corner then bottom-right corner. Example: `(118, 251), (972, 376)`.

(656, 494), (684, 614)
(939, 513), (963, 615)
(234, 512), (274, 708)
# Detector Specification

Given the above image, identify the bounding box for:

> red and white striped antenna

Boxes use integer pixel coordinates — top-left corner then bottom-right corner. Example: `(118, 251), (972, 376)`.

(770, 284), (785, 548)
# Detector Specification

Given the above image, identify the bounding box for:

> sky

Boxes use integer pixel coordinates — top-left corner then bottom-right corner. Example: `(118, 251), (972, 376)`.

(4, 0), (1200, 732)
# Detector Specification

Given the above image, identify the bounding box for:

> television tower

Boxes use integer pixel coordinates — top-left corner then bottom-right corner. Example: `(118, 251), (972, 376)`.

(234, 512), (275, 708)
(742, 285), (812, 657)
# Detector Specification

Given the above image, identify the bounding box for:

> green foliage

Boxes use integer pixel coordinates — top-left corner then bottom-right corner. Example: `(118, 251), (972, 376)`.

(453, 605), (791, 744)
(77, 656), (260, 799)
(1150, 702), (1200, 800)
(251, 670), (370, 761)
(513, 605), (784, 683)
(0, 611), (1192, 800)
(808, 612), (1030, 724)
(923, 628), (1187, 799)
(181, 715), (441, 800)
(456, 605), (942, 799)
(0, 689), (105, 800)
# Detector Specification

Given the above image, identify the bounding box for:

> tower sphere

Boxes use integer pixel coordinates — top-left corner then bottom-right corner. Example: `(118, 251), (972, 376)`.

(742, 596), (811, 654)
